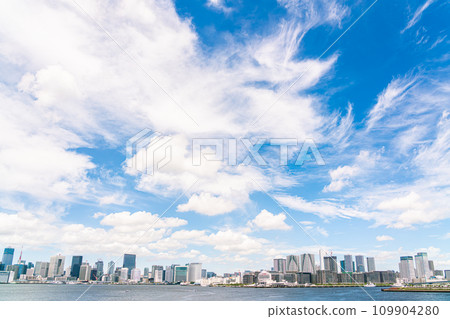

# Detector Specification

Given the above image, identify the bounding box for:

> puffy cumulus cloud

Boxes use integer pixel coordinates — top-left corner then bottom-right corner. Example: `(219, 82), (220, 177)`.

(208, 230), (267, 255)
(323, 150), (380, 192)
(247, 209), (292, 231)
(0, 209), (187, 255)
(0, 211), (58, 247)
(323, 164), (360, 192)
(177, 192), (237, 216)
(373, 191), (449, 229)
(147, 229), (270, 256)
(0, 87), (95, 200)
(376, 235), (394, 242)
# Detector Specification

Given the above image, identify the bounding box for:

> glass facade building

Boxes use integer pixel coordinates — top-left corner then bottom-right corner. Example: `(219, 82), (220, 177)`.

(2, 248), (14, 266)
(70, 256), (83, 278)
(174, 266), (188, 282)
(123, 254), (136, 278)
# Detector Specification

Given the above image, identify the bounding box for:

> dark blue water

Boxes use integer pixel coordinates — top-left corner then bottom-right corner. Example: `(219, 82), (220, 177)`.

(1, 285), (449, 301)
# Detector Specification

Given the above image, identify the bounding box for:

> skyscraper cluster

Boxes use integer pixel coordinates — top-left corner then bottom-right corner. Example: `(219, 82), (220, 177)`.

(267, 252), (387, 285)
(0, 247), (206, 284)
(1, 246), (449, 286)
(398, 252), (439, 283)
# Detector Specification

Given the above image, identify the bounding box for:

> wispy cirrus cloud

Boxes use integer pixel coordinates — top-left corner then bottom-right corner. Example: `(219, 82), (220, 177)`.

(401, 0), (435, 33)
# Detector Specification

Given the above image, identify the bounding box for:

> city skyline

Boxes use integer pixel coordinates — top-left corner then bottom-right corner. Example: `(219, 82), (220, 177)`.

(2, 246), (449, 283)
(0, 0), (449, 276)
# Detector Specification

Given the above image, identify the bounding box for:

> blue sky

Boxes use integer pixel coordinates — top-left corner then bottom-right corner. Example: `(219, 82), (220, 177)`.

(0, 0), (449, 274)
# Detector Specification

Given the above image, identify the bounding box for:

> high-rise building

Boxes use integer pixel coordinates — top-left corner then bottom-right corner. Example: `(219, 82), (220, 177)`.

(1, 248), (14, 266)
(131, 268), (141, 282)
(324, 256), (338, 272)
(188, 263), (202, 282)
(174, 266), (188, 282)
(343, 255), (353, 273)
(165, 264), (178, 283)
(70, 256), (83, 278)
(120, 268), (129, 282)
(273, 259), (286, 273)
(107, 261), (115, 275)
(151, 265), (163, 279)
(123, 254), (136, 278)
(399, 256), (415, 282)
(367, 257), (376, 272)
(153, 269), (163, 283)
(78, 263), (91, 281)
(144, 267), (150, 278)
(319, 250), (325, 271)
(415, 252), (431, 279)
(428, 260), (435, 273)
(34, 262), (49, 278)
(48, 254), (65, 277)
(300, 254), (315, 274)
(286, 255), (300, 272)
(445, 270), (450, 279)
(201, 269), (207, 278)
(355, 255), (365, 272)
(95, 260), (104, 277)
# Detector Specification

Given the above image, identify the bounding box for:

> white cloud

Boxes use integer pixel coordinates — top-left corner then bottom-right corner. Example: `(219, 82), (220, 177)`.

(206, 0), (232, 13)
(248, 209), (292, 231)
(177, 192), (237, 216)
(99, 211), (187, 231)
(376, 235), (394, 241)
(276, 194), (371, 220)
(366, 75), (417, 130)
(401, 0), (435, 33)
(98, 193), (128, 206)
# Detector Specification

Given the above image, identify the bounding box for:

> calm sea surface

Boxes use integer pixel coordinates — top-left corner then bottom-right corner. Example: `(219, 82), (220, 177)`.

(1, 285), (450, 301)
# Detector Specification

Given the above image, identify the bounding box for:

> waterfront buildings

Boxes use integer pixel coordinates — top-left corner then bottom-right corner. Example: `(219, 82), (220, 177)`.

(367, 257), (376, 272)
(79, 263), (91, 281)
(399, 256), (415, 282)
(324, 256), (338, 272)
(174, 266), (188, 282)
(95, 260), (104, 277)
(300, 254), (315, 274)
(273, 258), (286, 273)
(153, 269), (163, 283)
(107, 261), (115, 275)
(34, 262), (49, 278)
(70, 256), (83, 278)
(151, 265), (163, 279)
(131, 268), (141, 282)
(415, 252), (432, 279)
(319, 249), (325, 271)
(123, 254), (136, 278)
(344, 255), (353, 273)
(355, 255), (365, 272)
(48, 254), (65, 278)
(188, 263), (202, 282)
(120, 268), (129, 282)
(286, 255), (300, 272)
(1, 248), (14, 268)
